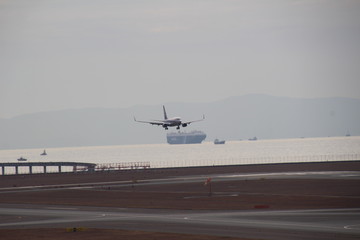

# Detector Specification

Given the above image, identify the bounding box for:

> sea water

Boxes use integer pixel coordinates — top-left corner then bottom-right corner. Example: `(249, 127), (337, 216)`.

(0, 136), (359, 174)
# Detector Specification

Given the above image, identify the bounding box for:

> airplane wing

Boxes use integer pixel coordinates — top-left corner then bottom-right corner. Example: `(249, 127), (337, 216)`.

(134, 117), (164, 126)
(183, 115), (205, 125)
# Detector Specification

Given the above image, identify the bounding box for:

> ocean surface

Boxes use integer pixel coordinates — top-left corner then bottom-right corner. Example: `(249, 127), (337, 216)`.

(1, 136), (360, 175)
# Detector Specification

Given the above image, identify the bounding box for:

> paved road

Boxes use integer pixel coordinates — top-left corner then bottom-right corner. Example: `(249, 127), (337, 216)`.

(0, 205), (359, 240)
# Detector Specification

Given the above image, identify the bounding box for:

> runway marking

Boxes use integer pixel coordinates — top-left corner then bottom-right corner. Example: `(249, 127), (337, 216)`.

(221, 171), (360, 179)
(45, 207), (78, 210)
(344, 224), (360, 229)
(183, 193), (239, 199)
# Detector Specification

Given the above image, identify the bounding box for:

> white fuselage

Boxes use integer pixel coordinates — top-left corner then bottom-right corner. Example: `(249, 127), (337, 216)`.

(163, 117), (181, 126)
(134, 105), (204, 130)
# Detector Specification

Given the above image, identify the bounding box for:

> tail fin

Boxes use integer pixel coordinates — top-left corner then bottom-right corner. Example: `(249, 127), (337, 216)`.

(163, 105), (168, 120)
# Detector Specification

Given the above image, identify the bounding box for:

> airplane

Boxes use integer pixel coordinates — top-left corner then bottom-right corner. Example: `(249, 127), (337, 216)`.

(134, 105), (205, 130)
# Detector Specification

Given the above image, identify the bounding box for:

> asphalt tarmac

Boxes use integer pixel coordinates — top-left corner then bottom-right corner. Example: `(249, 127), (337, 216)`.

(0, 205), (359, 240)
(1, 170), (360, 193)
(1, 170), (360, 240)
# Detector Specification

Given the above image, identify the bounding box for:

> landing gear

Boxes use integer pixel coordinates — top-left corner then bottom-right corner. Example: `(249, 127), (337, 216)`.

(176, 126), (180, 130)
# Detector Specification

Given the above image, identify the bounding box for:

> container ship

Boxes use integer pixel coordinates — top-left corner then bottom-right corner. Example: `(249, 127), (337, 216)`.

(166, 130), (206, 144)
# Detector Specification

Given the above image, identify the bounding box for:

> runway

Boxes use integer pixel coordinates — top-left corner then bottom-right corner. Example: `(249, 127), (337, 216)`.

(1, 170), (360, 193)
(1, 169), (360, 239)
(0, 205), (359, 240)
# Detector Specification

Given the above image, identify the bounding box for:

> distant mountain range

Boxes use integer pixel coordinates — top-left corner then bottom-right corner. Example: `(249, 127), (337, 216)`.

(1, 94), (359, 149)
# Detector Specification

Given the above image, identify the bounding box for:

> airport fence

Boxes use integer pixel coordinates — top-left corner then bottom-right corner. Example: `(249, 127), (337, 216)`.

(149, 153), (360, 169)
(95, 162), (150, 171)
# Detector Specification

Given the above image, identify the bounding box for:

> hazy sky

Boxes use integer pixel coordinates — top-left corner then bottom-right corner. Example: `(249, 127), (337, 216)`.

(1, 0), (360, 118)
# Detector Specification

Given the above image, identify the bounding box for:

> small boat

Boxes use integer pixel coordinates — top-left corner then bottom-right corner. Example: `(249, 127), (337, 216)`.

(214, 139), (225, 144)
(41, 150), (47, 156)
(17, 157), (27, 161)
